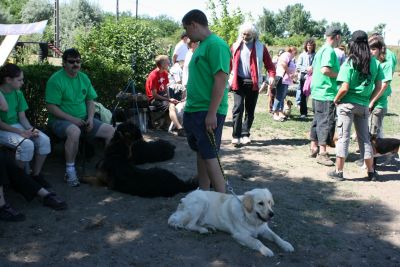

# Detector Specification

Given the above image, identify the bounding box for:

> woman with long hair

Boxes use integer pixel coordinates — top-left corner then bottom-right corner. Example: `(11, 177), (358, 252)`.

(328, 31), (383, 181)
(296, 38), (316, 118)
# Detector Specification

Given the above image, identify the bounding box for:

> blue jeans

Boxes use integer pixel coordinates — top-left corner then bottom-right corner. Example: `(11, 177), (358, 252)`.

(272, 83), (288, 112)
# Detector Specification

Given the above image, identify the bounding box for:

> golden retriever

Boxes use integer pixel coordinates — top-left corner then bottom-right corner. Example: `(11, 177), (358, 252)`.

(168, 188), (294, 257)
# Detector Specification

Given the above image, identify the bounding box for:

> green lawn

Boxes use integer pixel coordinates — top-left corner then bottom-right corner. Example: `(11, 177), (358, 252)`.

(253, 72), (400, 138)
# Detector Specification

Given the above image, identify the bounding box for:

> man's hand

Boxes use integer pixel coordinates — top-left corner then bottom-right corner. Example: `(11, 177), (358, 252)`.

(169, 98), (179, 105)
(85, 118), (94, 132)
(205, 112), (217, 133)
(70, 117), (87, 127)
(20, 129), (34, 138)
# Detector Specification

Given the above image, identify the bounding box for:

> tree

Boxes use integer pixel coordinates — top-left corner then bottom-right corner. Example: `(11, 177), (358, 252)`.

(275, 4), (313, 37)
(372, 23), (386, 36)
(21, 0), (53, 23)
(327, 22), (351, 43)
(58, 0), (104, 50)
(0, 0), (29, 23)
(207, 0), (244, 45)
(257, 8), (278, 37)
(75, 17), (161, 94)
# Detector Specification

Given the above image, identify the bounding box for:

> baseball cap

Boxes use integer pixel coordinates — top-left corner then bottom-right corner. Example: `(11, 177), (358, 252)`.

(325, 26), (342, 37)
(350, 30), (368, 43)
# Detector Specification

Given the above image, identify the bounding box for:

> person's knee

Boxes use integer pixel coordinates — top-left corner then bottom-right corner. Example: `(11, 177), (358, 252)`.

(18, 139), (35, 161)
(38, 133), (51, 155)
(66, 125), (81, 142)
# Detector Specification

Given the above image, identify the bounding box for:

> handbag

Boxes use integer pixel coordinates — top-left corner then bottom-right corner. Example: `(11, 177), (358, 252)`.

(303, 74), (312, 96)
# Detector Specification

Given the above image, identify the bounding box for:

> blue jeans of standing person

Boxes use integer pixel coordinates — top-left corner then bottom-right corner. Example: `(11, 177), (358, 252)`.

(298, 73), (308, 116)
(231, 78), (258, 138)
(272, 82), (289, 112)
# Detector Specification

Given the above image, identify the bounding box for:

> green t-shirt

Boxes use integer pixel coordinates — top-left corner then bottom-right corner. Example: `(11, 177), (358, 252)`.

(185, 34), (231, 115)
(0, 90), (28, 125)
(45, 69), (98, 121)
(374, 60), (393, 109)
(386, 48), (397, 74)
(337, 58), (383, 107)
(311, 44), (340, 101)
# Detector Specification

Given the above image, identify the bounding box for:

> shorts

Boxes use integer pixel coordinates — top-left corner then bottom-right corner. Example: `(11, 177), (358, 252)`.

(183, 111), (226, 160)
(49, 118), (103, 139)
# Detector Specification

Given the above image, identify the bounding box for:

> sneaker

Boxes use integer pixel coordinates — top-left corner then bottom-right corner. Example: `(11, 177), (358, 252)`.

(32, 173), (51, 189)
(64, 172), (80, 187)
(177, 128), (186, 137)
(368, 171), (378, 182)
(241, 136), (251, 145)
(327, 170), (344, 181)
(231, 138), (240, 145)
(316, 152), (335, 166)
(43, 193), (67, 210)
(0, 203), (25, 222)
(300, 115), (306, 119)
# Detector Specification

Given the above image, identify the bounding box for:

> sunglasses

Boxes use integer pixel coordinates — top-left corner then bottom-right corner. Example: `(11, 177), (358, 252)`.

(66, 59), (81, 64)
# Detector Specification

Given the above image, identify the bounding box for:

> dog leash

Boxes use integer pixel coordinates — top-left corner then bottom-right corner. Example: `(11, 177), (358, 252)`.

(207, 131), (241, 202)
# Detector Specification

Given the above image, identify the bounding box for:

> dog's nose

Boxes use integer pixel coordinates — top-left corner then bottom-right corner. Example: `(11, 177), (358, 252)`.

(269, 211), (274, 218)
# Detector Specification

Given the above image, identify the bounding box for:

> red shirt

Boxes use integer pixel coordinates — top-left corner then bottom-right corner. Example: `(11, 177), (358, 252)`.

(145, 68), (169, 101)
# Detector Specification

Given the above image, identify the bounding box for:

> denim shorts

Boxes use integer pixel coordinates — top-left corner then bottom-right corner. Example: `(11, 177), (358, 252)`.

(310, 99), (336, 145)
(183, 111), (226, 160)
(49, 118), (103, 139)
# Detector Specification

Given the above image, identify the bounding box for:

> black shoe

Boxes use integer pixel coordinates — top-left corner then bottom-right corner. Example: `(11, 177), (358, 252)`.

(177, 128), (186, 137)
(0, 203), (26, 222)
(327, 170), (344, 181)
(368, 171), (378, 181)
(32, 173), (51, 189)
(43, 193), (67, 210)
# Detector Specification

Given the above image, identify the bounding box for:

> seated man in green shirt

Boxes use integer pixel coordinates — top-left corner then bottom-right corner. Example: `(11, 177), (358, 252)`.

(45, 48), (115, 187)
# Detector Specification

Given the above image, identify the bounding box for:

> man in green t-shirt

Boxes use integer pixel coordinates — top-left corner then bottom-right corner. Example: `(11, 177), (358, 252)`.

(45, 48), (115, 187)
(181, 9), (231, 193)
(309, 26), (342, 166)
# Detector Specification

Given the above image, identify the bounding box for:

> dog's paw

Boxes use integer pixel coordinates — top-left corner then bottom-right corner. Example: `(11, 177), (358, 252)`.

(260, 246), (274, 257)
(280, 240), (295, 252)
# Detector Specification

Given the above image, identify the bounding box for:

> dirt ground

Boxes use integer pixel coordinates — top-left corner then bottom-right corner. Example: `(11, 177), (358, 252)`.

(1, 94), (399, 267)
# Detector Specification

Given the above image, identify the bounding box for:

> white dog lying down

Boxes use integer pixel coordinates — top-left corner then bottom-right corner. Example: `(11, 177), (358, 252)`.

(168, 188), (294, 257)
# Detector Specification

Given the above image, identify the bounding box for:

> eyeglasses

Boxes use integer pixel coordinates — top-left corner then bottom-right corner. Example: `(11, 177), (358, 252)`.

(66, 59), (81, 64)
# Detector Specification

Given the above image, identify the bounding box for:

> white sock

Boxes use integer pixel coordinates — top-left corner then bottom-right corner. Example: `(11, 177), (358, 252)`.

(66, 163), (76, 174)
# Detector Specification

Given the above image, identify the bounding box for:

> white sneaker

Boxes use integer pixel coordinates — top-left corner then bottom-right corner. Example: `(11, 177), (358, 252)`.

(231, 138), (240, 145)
(300, 115), (306, 119)
(241, 136), (251, 145)
(64, 172), (80, 187)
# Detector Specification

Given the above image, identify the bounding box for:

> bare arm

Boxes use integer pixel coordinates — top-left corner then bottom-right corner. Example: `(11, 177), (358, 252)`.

(334, 82), (349, 105)
(46, 103), (86, 127)
(321, 66), (338, 78)
(369, 80), (386, 109)
(152, 88), (178, 104)
(0, 92), (8, 112)
(205, 70), (228, 132)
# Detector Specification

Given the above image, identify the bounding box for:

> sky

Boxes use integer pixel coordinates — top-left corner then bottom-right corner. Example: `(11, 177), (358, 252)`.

(88, 0), (399, 45)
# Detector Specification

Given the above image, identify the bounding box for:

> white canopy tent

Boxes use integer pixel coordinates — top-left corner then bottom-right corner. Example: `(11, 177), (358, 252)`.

(0, 20), (48, 66)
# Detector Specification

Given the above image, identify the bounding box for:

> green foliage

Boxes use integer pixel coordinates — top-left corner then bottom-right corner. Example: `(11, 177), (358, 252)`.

(20, 63), (60, 128)
(20, 0), (52, 23)
(207, 0), (244, 45)
(58, 0), (104, 50)
(75, 17), (161, 96)
(275, 4), (313, 37)
(372, 23), (386, 36)
(0, 0), (28, 23)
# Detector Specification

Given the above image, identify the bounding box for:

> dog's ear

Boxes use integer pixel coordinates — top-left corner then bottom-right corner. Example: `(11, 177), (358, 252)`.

(242, 194), (254, 213)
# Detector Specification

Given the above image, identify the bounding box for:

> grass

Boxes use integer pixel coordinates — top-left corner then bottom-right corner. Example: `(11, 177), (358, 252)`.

(253, 72), (400, 138)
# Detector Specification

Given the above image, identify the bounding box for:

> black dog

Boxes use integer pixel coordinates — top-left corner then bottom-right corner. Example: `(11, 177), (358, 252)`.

(113, 122), (176, 164)
(371, 135), (400, 168)
(90, 123), (197, 198)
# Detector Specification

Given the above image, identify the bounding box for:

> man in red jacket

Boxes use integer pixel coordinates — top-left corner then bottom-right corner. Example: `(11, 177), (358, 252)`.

(230, 23), (276, 145)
